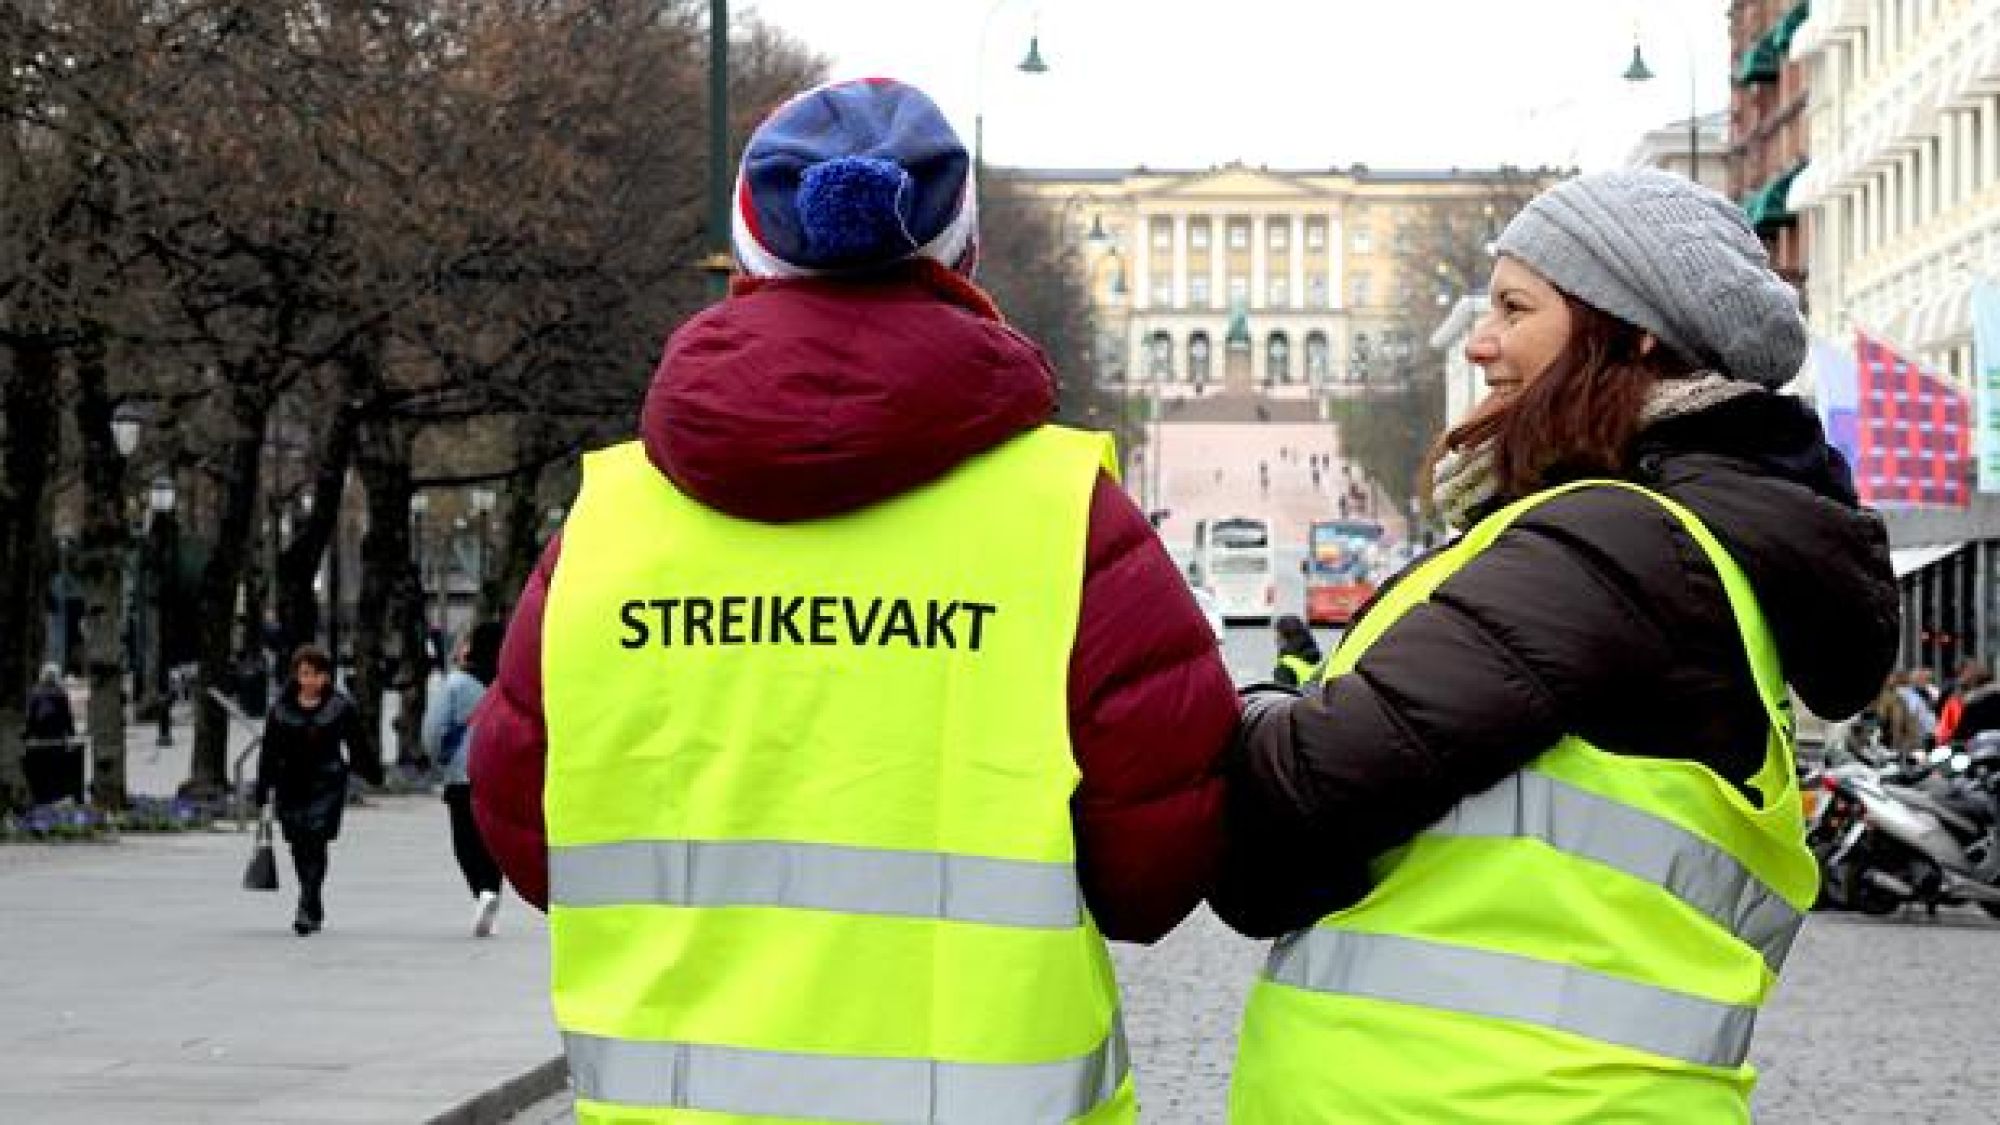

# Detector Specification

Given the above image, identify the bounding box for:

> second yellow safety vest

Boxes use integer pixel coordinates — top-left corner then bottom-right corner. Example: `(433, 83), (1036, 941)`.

(1230, 480), (1818, 1124)
(543, 425), (1136, 1124)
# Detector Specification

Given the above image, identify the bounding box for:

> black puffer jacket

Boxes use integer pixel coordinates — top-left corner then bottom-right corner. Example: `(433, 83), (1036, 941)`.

(255, 688), (380, 843)
(1211, 393), (1900, 937)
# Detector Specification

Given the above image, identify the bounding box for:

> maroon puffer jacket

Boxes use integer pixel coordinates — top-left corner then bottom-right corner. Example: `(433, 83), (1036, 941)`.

(470, 262), (1237, 943)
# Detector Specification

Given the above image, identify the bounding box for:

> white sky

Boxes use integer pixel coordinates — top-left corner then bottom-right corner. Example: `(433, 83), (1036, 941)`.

(739, 0), (1733, 173)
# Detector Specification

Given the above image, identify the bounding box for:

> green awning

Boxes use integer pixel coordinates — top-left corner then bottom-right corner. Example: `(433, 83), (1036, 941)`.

(1735, 28), (1781, 85)
(1742, 162), (1806, 229)
(1772, 2), (1811, 55)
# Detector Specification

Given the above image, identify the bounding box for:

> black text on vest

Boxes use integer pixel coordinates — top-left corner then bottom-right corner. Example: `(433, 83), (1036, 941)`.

(619, 596), (999, 652)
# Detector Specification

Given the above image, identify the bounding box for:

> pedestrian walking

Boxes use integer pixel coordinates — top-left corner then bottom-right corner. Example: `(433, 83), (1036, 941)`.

(1213, 168), (1899, 1121)
(422, 622), (506, 937)
(254, 643), (382, 936)
(1269, 615), (1323, 689)
(469, 77), (1234, 1124)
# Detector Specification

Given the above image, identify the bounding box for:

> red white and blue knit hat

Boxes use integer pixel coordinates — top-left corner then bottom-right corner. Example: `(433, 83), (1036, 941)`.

(731, 78), (979, 279)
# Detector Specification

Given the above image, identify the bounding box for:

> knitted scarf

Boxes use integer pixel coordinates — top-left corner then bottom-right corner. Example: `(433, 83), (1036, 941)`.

(1428, 374), (1758, 532)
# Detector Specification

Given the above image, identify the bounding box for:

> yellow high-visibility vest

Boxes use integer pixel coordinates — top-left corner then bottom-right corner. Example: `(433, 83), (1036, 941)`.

(543, 426), (1136, 1124)
(1276, 654), (1320, 686)
(1231, 480), (1817, 1124)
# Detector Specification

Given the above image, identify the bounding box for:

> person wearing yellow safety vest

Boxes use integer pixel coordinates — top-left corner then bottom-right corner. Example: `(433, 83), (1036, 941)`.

(1269, 615), (1324, 690)
(1211, 169), (1899, 1122)
(469, 78), (1239, 1123)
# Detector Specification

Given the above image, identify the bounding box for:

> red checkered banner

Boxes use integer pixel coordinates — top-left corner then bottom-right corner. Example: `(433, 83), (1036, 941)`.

(1854, 331), (1969, 507)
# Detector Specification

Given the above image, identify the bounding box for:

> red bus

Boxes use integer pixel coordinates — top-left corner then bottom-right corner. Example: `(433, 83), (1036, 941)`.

(1303, 519), (1386, 626)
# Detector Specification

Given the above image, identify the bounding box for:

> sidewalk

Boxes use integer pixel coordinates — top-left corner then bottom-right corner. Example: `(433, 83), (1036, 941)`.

(2, 709), (561, 1124)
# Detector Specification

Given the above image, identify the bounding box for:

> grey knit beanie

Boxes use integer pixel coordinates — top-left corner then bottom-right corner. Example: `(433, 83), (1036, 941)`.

(1493, 168), (1807, 389)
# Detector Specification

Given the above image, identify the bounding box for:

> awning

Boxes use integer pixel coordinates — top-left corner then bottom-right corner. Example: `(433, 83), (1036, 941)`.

(1772, 2), (1812, 55)
(1741, 162), (1806, 229)
(1735, 27), (1782, 85)
(1892, 542), (1968, 579)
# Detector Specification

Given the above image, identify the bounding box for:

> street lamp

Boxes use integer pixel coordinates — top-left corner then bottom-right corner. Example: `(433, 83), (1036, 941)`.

(409, 492), (431, 637)
(1623, 21), (1701, 182)
(148, 472), (177, 749)
(703, 0), (732, 300)
(973, 0), (1051, 191)
(468, 486), (497, 620)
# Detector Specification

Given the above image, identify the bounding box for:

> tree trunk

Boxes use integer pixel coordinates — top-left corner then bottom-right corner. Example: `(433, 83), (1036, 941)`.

(353, 413), (425, 777)
(186, 379), (269, 802)
(73, 343), (133, 809)
(485, 461), (547, 622)
(0, 335), (61, 809)
(274, 398), (361, 661)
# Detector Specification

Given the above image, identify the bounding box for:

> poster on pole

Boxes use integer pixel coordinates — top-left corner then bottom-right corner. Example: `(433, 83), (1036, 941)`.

(1973, 282), (2000, 493)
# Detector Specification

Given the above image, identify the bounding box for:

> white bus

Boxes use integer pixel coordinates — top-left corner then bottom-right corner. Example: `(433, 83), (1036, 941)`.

(1192, 516), (1276, 625)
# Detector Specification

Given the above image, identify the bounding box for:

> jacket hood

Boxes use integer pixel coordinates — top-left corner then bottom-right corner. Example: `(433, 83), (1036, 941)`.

(641, 261), (1055, 523)
(1637, 392), (1899, 720)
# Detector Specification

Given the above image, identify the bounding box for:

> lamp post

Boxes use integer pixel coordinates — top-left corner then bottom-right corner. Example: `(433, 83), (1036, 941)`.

(148, 472), (177, 749)
(468, 486), (497, 622)
(973, 0), (1049, 195)
(109, 406), (143, 712)
(700, 0), (734, 299)
(409, 492), (431, 649)
(1623, 19), (1701, 182)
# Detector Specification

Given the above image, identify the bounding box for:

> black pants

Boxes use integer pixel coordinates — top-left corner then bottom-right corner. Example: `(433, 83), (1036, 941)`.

(290, 834), (329, 922)
(443, 783), (502, 897)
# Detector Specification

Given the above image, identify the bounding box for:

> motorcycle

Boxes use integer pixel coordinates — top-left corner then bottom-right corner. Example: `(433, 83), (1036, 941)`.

(1818, 732), (2000, 918)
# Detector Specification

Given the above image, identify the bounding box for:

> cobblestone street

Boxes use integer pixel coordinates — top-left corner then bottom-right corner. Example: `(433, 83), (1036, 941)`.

(513, 904), (2000, 1123)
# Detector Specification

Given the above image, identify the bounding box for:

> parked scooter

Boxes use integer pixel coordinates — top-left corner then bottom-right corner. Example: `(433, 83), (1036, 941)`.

(1818, 732), (2000, 917)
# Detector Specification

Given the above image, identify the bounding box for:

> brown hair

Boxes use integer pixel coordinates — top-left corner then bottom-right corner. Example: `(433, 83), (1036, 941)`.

(290, 643), (333, 677)
(1422, 292), (1697, 502)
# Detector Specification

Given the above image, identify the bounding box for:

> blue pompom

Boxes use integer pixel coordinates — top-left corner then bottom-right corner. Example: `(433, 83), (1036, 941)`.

(796, 156), (913, 265)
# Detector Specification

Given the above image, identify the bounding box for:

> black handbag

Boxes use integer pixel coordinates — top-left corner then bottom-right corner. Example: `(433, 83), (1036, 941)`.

(242, 808), (280, 892)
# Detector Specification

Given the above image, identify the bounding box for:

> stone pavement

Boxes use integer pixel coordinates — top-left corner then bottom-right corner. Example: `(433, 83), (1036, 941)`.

(2, 706), (558, 1125)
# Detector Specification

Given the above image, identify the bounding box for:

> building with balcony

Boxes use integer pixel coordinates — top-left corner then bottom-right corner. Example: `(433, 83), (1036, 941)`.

(999, 164), (1560, 411)
(1730, 1), (1814, 286)
(1789, 0), (2000, 378)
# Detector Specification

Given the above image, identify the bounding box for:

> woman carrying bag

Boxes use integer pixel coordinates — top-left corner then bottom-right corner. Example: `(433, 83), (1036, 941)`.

(254, 644), (381, 935)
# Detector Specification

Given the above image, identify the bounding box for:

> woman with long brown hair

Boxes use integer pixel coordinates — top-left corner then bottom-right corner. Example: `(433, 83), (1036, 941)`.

(1215, 169), (1899, 1121)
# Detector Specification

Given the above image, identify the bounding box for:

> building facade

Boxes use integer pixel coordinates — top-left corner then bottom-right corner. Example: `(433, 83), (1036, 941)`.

(1729, 1), (1814, 286)
(1627, 112), (1732, 194)
(1001, 164), (1558, 408)
(1790, 0), (2000, 379)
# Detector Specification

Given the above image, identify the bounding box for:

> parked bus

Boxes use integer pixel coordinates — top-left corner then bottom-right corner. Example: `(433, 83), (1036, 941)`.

(1193, 517), (1276, 625)
(1304, 518), (1387, 626)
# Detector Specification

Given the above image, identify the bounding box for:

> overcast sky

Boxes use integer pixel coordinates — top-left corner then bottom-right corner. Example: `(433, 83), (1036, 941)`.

(739, 0), (1733, 173)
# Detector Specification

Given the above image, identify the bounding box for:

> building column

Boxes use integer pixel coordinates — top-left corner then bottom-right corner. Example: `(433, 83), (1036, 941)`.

(1210, 212), (1226, 310)
(1172, 212), (1189, 307)
(1250, 214), (1267, 309)
(1134, 212), (1152, 312)
(1963, 109), (1980, 208)
(1985, 96), (2000, 197)
(1327, 211), (1344, 311)
(1290, 214), (1306, 310)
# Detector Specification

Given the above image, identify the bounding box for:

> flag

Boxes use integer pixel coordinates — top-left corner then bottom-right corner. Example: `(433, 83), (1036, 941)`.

(1854, 332), (1969, 507)
(1808, 335), (1860, 471)
(1972, 282), (2000, 492)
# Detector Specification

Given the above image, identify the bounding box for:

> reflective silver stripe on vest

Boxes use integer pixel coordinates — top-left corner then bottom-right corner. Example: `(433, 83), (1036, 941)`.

(549, 839), (1082, 929)
(1427, 770), (1803, 971)
(1266, 930), (1757, 1070)
(564, 1020), (1129, 1123)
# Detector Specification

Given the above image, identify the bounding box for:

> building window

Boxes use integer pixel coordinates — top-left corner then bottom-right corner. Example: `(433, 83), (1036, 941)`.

(1349, 331), (1372, 381)
(1350, 273), (1371, 307)
(1352, 226), (1372, 254)
(1189, 332), (1212, 385)
(1266, 332), (1292, 384)
(1152, 279), (1174, 306)
(1269, 279), (1289, 306)
(1306, 332), (1330, 380)
(1228, 220), (1250, 249)
(1151, 219), (1172, 250)
(1306, 220), (1327, 249)
(1190, 221), (1210, 249)
(1098, 332), (1126, 379)
(1228, 276), (1249, 302)
(1268, 222), (1288, 249)
(1148, 331), (1174, 379)
(1393, 225), (1413, 254)
(1190, 276), (1211, 306)
(1307, 274), (1327, 306)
